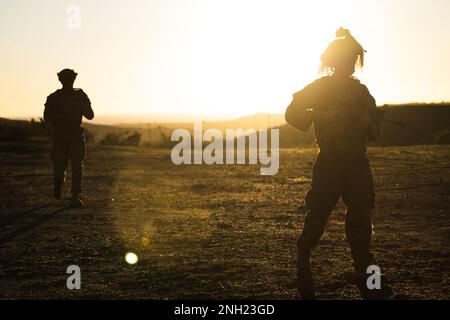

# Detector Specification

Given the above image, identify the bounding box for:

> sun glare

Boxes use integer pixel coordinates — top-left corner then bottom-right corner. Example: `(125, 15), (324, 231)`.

(176, 0), (358, 116)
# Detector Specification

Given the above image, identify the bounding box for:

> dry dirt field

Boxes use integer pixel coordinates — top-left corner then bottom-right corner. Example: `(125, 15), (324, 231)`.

(0, 145), (449, 299)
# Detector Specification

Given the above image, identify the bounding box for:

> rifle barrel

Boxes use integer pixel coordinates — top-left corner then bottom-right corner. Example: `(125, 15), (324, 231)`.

(381, 118), (406, 127)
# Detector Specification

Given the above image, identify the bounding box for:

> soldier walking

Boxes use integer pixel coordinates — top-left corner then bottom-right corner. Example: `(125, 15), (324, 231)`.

(44, 69), (94, 207)
(285, 28), (386, 299)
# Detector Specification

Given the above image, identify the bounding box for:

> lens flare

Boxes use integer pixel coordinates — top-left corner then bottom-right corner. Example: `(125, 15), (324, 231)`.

(125, 252), (138, 265)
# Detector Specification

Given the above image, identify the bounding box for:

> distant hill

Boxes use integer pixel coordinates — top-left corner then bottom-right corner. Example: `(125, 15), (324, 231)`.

(109, 112), (286, 131)
(82, 112), (285, 146)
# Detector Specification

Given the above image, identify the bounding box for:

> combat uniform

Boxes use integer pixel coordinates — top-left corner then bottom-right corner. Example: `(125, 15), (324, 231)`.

(44, 88), (94, 196)
(286, 75), (382, 275)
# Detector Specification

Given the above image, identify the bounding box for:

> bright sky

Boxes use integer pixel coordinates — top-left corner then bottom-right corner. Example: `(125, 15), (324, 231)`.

(1, 0), (449, 120)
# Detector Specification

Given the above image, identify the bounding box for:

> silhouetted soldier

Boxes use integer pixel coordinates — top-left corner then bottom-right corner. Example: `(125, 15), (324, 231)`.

(285, 28), (385, 299)
(44, 69), (94, 207)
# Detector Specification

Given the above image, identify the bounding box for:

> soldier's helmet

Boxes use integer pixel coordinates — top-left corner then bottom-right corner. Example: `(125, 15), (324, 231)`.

(57, 68), (78, 82)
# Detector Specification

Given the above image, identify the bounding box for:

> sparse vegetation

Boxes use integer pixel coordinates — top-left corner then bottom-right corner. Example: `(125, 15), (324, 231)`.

(99, 131), (141, 146)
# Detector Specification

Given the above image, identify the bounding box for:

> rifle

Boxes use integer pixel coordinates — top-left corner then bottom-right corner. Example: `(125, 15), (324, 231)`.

(379, 117), (405, 128)
(369, 108), (406, 128)
(305, 108), (406, 128)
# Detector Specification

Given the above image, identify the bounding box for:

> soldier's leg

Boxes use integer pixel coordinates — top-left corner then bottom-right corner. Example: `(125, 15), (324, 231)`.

(297, 154), (342, 254)
(69, 133), (86, 198)
(50, 137), (69, 199)
(342, 156), (375, 276)
(296, 154), (342, 299)
(342, 160), (394, 298)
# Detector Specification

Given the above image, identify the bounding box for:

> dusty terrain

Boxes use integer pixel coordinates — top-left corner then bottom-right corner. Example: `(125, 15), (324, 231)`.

(0, 145), (449, 299)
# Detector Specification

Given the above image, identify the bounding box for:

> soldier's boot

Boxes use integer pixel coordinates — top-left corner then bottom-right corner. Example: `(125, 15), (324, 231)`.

(70, 193), (84, 208)
(297, 249), (316, 300)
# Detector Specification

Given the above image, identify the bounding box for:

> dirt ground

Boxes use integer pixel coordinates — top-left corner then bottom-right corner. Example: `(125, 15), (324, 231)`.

(0, 144), (449, 299)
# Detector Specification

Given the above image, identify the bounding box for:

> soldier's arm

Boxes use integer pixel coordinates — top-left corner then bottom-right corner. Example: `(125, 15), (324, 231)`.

(80, 90), (94, 120)
(362, 85), (382, 141)
(285, 82), (317, 132)
(43, 94), (59, 126)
